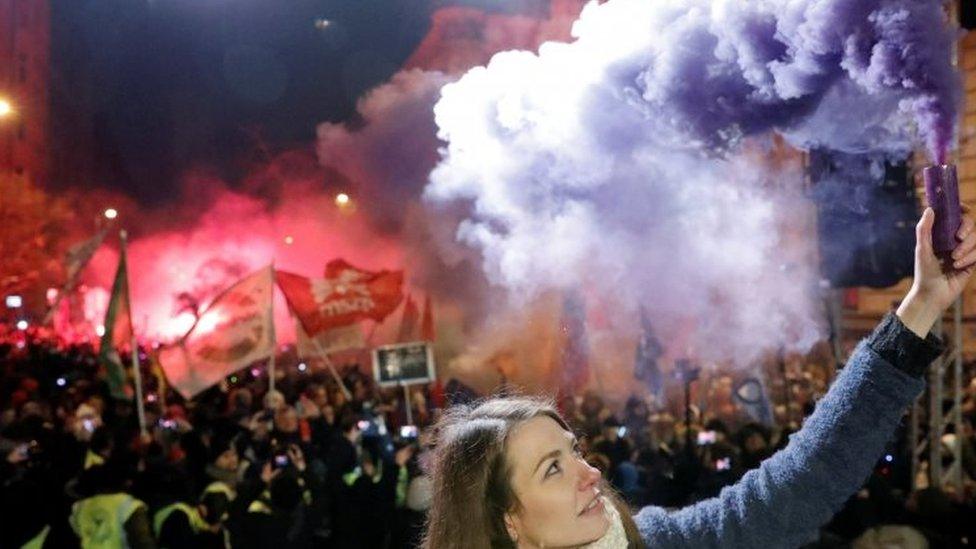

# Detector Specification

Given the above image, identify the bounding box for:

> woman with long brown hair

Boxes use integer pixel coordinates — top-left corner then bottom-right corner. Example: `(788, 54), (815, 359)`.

(423, 207), (976, 549)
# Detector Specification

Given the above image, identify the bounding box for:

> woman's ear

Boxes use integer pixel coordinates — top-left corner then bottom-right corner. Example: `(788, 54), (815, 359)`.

(504, 512), (519, 545)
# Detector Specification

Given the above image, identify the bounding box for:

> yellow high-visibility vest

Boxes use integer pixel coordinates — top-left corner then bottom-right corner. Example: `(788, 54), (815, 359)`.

(152, 502), (208, 539)
(202, 480), (235, 501)
(69, 493), (146, 549)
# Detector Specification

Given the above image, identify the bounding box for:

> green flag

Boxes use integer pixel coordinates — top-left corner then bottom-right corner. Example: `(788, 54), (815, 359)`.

(99, 246), (134, 400)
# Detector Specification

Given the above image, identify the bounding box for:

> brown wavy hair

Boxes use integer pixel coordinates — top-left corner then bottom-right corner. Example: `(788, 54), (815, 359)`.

(422, 396), (644, 549)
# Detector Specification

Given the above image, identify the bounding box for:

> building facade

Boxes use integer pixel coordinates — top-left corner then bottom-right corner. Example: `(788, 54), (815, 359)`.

(0, 0), (49, 185)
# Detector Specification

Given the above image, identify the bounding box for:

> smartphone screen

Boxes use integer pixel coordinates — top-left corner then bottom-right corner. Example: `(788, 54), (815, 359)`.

(697, 431), (716, 445)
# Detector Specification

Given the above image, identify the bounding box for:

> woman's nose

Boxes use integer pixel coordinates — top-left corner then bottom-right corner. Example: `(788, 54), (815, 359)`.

(577, 458), (601, 490)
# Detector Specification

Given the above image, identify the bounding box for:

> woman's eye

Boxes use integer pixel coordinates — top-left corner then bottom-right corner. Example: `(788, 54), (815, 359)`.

(545, 461), (561, 478)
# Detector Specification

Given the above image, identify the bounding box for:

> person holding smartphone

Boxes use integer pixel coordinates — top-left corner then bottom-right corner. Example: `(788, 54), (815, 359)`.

(240, 444), (316, 549)
(422, 207), (976, 548)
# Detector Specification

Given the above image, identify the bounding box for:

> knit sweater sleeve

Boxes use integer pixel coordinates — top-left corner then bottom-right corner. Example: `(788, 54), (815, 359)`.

(634, 313), (937, 549)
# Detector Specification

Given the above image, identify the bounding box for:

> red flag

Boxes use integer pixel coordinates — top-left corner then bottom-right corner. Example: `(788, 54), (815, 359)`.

(420, 294), (435, 342)
(276, 259), (403, 335)
(397, 295), (420, 342)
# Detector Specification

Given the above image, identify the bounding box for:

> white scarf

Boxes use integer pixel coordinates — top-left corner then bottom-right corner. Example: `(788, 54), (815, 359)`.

(579, 498), (629, 549)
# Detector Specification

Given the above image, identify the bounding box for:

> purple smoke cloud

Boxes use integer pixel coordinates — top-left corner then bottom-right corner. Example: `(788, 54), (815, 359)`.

(424, 0), (960, 365)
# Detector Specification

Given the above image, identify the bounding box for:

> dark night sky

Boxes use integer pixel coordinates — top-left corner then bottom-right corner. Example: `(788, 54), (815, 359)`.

(49, 0), (538, 206)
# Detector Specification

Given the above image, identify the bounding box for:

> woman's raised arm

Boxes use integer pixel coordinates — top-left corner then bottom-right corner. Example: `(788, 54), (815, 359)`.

(635, 207), (976, 548)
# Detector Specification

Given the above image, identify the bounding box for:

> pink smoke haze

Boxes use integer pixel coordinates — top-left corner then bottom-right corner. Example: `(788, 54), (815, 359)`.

(80, 175), (403, 344)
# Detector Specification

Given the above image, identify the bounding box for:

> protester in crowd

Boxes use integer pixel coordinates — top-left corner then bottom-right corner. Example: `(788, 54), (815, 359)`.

(149, 465), (224, 549)
(70, 461), (156, 549)
(621, 396), (653, 450)
(240, 445), (317, 549)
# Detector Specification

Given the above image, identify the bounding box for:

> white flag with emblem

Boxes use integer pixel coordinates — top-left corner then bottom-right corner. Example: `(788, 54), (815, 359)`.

(159, 266), (274, 399)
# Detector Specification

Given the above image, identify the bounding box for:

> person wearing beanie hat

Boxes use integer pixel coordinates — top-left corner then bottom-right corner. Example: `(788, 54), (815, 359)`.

(203, 433), (240, 501)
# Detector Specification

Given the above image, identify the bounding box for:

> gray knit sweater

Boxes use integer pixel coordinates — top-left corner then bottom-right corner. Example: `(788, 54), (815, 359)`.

(634, 313), (943, 548)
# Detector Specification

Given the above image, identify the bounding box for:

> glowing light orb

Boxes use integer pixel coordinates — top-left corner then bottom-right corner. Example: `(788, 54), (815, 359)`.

(314, 18), (331, 30)
(5, 295), (22, 308)
(56, 377), (67, 387)
(16, 320), (28, 330)
(0, 99), (12, 117)
(95, 325), (105, 337)
(335, 193), (350, 206)
(298, 362), (307, 372)
(284, 235), (294, 245)
(104, 208), (118, 220)
(250, 367), (261, 377)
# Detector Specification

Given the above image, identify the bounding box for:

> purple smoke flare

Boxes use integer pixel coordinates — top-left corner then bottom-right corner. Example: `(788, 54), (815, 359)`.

(422, 0), (961, 364)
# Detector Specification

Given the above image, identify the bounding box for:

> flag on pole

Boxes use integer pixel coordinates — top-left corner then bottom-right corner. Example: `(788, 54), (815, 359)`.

(66, 225), (110, 284)
(44, 225), (111, 324)
(396, 295), (420, 343)
(158, 266), (275, 400)
(275, 259), (403, 335)
(420, 294), (435, 342)
(99, 245), (134, 400)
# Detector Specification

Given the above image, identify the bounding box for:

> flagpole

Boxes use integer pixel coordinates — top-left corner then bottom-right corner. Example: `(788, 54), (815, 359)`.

(120, 231), (147, 437)
(401, 379), (414, 426)
(311, 338), (353, 400)
(269, 266), (277, 395)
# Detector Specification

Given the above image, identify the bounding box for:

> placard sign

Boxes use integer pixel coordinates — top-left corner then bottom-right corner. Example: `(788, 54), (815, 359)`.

(372, 342), (435, 387)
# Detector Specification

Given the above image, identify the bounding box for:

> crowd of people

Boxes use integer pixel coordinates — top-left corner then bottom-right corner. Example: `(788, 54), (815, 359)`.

(2, 324), (975, 548)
